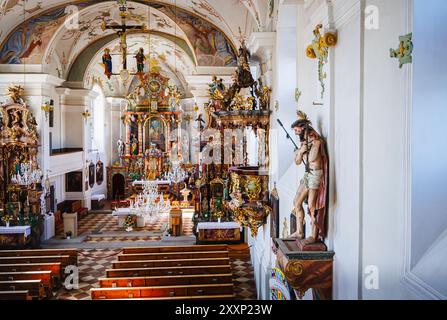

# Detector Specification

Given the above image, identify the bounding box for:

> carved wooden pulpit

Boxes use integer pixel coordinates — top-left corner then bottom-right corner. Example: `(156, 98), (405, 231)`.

(273, 238), (335, 300)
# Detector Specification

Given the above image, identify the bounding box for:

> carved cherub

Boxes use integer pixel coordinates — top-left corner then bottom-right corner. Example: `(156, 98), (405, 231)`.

(7, 85), (25, 104)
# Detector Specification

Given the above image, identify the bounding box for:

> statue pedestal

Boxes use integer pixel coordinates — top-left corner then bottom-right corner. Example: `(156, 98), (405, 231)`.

(274, 238), (334, 300)
(296, 239), (327, 252)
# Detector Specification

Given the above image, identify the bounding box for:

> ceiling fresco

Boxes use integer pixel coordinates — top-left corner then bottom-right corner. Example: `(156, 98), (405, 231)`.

(83, 34), (194, 97)
(0, 0), (266, 69)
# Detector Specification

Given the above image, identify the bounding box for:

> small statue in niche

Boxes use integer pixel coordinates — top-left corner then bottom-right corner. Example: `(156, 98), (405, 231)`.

(130, 134), (139, 156)
(117, 137), (125, 157)
(135, 47), (146, 74)
(290, 111), (329, 247)
(102, 48), (113, 79)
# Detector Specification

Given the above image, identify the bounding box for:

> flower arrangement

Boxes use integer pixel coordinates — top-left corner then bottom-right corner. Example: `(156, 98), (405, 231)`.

(123, 214), (137, 231)
(1, 214), (14, 227)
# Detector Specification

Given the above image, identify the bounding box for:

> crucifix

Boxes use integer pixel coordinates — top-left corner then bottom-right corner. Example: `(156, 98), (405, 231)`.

(101, 0), (147, 79)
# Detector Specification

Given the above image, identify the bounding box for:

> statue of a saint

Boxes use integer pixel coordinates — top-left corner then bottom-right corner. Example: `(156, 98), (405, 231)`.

(290, 111), (328, 246)
(117, 138), (125, 157)
(236, 40), (255, 88)
(130, 134), (139, 156)
(102, 48), (113, 79)
(135, 48), (146, 74)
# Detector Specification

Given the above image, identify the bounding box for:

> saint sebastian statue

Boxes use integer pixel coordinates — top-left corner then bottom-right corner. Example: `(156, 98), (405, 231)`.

(290, 111), (328, 247)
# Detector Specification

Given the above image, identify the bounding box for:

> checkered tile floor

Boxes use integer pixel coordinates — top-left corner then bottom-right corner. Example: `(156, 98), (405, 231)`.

(53, 248), (257, 300)
(56, 212), (194, 238)
(84, 236), (163, 243)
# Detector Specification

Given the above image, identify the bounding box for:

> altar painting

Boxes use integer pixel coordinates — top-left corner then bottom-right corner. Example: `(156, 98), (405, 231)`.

(144, 117), (167, 152)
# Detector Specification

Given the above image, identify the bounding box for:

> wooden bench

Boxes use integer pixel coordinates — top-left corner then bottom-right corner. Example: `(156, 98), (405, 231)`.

(117, 250), (229, 261)
(0, 263), (62, 286)
(0, 249), (78, 266)
(99, 273), (234, 288)
(0, 255), (71, 267)
(106, 265), (232, 278)
(0, 290), (32, 300)
(0, 271), (53, 287)
(122, 244), (228, 254)
(91, 283), (234, 300)
(0, 280), (46, 299)
(112, 257), (230, 269)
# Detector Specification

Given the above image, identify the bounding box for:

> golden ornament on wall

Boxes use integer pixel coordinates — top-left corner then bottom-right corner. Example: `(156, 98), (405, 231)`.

(244, 176), (262, 201)
(306, 24), (338, 99)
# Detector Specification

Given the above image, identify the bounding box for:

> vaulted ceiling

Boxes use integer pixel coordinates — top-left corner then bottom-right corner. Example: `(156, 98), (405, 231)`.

(0, 0), (270, 96)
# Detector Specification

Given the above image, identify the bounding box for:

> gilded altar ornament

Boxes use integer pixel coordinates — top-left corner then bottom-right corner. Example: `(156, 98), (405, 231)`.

(7, 85), (25, 104)
(41, 100), (54, 121)
(295, 89), (302, 104)
(82, 110), (91, 120)
(390, 33), (413, 68)
(306, 24), (337, 99)
(244, 176), (262, 201)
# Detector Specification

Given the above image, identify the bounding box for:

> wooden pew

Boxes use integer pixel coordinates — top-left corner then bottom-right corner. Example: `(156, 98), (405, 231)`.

(0, 280), (46, 299)
(117, 250), (229, 261)
(106, 265), (232, 278)
(91, 283), (234, 300)
(0, 271), (53, 288)
(99, 273), (234, 288)
(0, 249), (78, 266)
(122, 245), (228, 254)
(0, 255), (71, 266)
(0, 290), (32, 300)
(112, 257), (230, 269)
(0, 263), (62, 286)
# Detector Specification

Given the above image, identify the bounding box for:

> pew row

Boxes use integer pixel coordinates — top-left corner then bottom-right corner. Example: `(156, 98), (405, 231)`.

(91, 283), (234, 300)
(112, 257), (230, 269)
(117, 250), (229, 261)
(122, 244), (228, 254)
(0, 280), (46, 299)
(0, 290), (32, 300)
(106, 265), (232, 278)
(0, 249), (78, 266)
(0, 263), (62, 286)
(99, 273), (234, 288)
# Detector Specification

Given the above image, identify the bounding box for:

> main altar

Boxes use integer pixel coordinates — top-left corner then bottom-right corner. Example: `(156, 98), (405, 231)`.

(107, 61), (186, 201)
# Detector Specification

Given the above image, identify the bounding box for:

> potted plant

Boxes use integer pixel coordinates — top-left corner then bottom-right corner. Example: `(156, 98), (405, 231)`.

(65, 231), (73, 240)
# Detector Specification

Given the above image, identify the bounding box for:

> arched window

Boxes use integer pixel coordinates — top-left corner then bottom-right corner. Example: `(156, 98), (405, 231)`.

(92, 84), (105, 152)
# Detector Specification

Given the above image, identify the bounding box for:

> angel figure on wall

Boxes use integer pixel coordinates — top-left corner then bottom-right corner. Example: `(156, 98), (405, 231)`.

(290, 111), (329, 250)
(102, 48), (113, 79)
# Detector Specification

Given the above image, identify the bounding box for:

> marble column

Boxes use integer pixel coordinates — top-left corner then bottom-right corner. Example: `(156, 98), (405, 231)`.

(138, 116), (144, 155)
(125, 117), (131, 156)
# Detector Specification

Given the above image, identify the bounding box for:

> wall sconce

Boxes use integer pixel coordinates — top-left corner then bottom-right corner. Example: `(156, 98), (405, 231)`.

(41, 100), (54, 121)
(82, 110), (91, 120)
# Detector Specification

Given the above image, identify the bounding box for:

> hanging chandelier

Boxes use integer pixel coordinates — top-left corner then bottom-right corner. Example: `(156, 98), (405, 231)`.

(10, 162), (43, 186)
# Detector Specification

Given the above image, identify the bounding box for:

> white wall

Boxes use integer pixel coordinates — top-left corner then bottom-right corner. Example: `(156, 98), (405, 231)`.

(250, 0), (427, 300)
